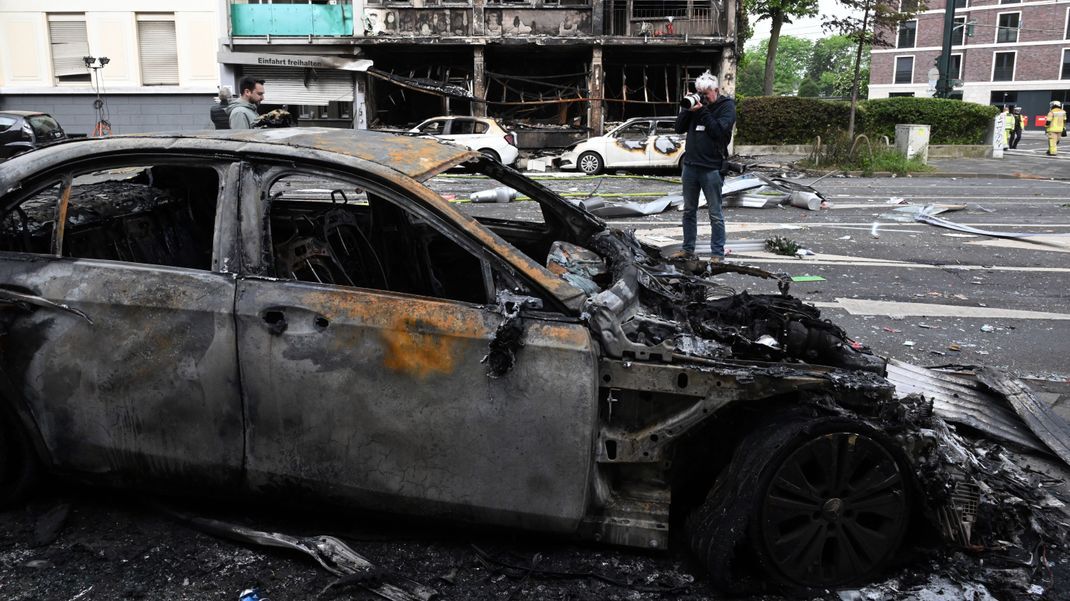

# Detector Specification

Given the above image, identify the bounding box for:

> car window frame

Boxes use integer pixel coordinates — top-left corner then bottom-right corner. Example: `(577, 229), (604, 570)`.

(245, 159), (564, 311)
(418, 119), (447, 134)
(616, 120), (653, 140)
(0, 153), (236, 274)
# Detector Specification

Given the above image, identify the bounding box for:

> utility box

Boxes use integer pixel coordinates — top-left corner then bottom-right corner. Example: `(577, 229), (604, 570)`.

(895, 124), (930, 163)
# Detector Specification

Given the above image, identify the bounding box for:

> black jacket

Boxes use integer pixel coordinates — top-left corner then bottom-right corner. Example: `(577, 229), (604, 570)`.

(674, 96), (736, 169)
(210, 100), (230, 130)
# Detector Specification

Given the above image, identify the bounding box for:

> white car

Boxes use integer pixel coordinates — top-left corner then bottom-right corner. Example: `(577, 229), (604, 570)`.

(559, 117), (685, 175)
(410, 116), (519, 166)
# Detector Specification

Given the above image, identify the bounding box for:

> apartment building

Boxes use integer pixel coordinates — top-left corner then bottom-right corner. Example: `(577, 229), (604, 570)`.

(868, 0), (1070, 129)
(0, 0), (221, 134)
(221, 0), (738, 138)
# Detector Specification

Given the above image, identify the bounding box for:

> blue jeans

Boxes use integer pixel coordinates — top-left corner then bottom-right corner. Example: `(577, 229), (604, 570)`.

(681, 163), (725, 257)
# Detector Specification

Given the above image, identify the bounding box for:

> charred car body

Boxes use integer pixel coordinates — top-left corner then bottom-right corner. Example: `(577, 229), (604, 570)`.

(0, 129), (958, 593)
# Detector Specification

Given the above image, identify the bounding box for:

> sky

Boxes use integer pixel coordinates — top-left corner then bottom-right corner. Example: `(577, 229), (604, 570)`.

(748, 0), (861, 43)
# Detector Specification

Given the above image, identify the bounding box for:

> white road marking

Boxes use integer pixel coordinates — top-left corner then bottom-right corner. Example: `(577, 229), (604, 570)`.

(611, 221), (1070, 228)
(724, 256), (1070, 273)
(812, 298), (1070, 320)
(966, 236), (1070, 253)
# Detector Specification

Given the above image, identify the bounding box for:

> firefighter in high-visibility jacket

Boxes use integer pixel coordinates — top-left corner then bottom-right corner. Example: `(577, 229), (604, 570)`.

(1009, 107), (1025, 149)
(1001, 105), (1013, 150)
(1047, 101), (1067, 157)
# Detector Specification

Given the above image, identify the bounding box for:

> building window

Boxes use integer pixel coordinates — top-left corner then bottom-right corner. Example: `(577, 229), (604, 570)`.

(1065, 7), (1069, 39)
(999, 0), (1020, 3)
(1062, 49), (1070, 80)
(953, 0), (967, 8)
(996, 12), (1019, 43)
(949, 54), (962, 80)
(991, 91), (1017, 105)
(48, 14), (90, 84)
(951, 16), (965, 45)
(897, 20), (917, 48)
(137, 14), (179, 85)
(992, 51), (1015, 81)
(894, 56), (914, 84)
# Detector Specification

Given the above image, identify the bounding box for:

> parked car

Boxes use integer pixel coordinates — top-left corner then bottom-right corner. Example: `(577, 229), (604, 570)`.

(410, 116), (519, 166)
(558, 117), (684, 175)
(0, 128), (955, 593)
(0, 111), (69, 160)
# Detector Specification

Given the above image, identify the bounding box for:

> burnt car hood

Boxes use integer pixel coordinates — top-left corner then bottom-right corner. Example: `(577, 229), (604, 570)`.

(552, 228), (886, 374)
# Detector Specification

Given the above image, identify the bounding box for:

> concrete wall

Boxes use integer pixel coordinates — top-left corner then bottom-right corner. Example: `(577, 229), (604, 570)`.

(0, 94), (216, 135)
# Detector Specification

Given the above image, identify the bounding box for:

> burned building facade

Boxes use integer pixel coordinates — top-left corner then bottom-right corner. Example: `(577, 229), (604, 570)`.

(222, 0), (738, 138)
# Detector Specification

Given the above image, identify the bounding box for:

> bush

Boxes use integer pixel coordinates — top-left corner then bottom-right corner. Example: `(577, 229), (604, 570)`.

(859, 97), (998, 144)
(734, 96), (999, 146)
(797, 78), (820, 98)
(736, 97), (854, 145)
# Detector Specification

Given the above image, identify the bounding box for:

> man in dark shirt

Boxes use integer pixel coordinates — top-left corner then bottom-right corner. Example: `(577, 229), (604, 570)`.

(210, 86), (232, 130)
(673, 71), (736, 260)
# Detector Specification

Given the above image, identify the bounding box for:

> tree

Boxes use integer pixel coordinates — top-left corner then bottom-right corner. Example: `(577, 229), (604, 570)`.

(824, 0), (923, 137)
(797, 78), (820, 97)
(806, 35), (856, 96)
(750, 0), (819, 96)
(737, 36), (814, 97)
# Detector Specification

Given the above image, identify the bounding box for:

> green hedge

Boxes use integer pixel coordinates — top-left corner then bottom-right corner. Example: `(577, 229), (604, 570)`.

(859, 97), (998, 144)
(735, 97), (854, 145)
(735, 96), (999, 145)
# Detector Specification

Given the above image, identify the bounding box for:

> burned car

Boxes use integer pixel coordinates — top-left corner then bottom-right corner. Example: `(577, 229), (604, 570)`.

(557, 117), (685, 175)
(1, 129), (924, 593)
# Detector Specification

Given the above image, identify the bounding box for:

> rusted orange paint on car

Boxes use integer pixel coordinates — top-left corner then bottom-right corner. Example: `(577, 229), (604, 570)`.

(299, 290), (491, 378)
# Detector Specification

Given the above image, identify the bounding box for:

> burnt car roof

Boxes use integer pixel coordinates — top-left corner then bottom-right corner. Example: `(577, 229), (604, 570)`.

(1, 128), (479, 183)
(136, 128), (481, 181)
(0, 111), (48, 118)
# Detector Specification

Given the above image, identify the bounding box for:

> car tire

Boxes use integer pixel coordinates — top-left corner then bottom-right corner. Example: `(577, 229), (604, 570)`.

(0, 405), (39, 508)
(478, 148), (501, 163)
(577, 151), (604, 175)
(687, 416), (911, 594)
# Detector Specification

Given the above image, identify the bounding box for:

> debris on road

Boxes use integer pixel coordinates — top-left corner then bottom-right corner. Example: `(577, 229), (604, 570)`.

(167, 511), (437, 601)
(764, 235), (801, 256)
(469, 186), (517, 203)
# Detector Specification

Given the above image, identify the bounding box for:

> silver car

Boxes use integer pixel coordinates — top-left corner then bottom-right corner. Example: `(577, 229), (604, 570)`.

(0, 128), (921, 593)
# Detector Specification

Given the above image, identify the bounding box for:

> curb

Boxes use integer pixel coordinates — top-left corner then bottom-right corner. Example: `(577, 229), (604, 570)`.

(836, 170), (1070, 181)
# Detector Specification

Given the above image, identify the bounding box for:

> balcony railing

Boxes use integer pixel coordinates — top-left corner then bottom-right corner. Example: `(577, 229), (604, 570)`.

(607, 0), (725, 36)
(231, 2), (355, 36)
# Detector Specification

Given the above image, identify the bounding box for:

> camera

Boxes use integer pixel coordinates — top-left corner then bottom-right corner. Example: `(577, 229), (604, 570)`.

(680, 93), (706, 109)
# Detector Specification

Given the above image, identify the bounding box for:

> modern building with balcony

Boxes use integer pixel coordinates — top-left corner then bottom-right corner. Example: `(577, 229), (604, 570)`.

(868, 0), (1070, 130)
(0, 0), (221, 134)
(221, 0), (738, 136)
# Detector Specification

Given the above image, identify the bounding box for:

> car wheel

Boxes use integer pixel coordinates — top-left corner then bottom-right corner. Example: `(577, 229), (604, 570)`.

(577, 151), (604, 175)
(478, 148), (501, 163)
(0, 406), (39, 508)
(687, 416), (910, 594)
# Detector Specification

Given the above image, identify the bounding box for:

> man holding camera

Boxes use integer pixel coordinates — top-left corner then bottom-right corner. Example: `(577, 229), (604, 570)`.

(673, 71), (736, 261)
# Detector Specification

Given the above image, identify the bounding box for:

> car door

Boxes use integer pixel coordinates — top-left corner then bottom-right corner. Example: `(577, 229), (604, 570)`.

(0, 156), (245, 487)
(233, 161), (599, 532)
(648, 119), (685, 167)
(442, 117), (481, 150)
(604, 120), (652, 167)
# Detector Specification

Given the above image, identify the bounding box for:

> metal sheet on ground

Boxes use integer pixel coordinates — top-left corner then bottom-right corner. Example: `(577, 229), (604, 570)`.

(886, 360), (1046, 453)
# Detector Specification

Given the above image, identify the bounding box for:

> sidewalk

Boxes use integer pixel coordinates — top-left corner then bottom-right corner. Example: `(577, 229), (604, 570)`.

(735, 137), (1069, 181)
